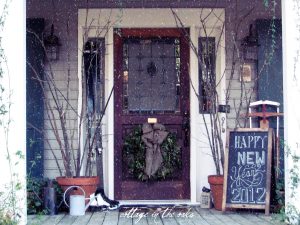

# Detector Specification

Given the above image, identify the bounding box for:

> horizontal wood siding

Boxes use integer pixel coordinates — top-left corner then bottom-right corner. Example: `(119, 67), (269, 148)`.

(27, 0), (281, 180)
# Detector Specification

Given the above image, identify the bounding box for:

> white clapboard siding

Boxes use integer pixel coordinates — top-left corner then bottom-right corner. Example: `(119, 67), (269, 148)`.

(26, 0), (280, 183)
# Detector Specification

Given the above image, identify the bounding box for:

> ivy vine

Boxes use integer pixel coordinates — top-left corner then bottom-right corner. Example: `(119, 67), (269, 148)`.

(276, 141), (300, 224)
(0, 1), (23, 224)
(122, 126), (182, 181)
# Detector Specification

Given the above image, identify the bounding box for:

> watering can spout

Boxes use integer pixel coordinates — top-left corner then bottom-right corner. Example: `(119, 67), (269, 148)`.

(85, 193), (95, 211)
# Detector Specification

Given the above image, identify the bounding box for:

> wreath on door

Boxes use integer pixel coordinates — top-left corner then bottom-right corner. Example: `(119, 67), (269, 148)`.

(122, 124), (182, 181)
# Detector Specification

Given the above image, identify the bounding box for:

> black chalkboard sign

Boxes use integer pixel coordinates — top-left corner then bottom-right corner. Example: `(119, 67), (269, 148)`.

(222, 128), (272, 215)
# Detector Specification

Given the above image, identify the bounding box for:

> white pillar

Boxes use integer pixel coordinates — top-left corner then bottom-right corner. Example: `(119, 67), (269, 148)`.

(0, 0), (26, 224)
(282, 0), (300, 221)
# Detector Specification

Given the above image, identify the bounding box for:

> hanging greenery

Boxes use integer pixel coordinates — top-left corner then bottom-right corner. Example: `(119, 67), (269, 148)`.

(122, 125), (182, 181)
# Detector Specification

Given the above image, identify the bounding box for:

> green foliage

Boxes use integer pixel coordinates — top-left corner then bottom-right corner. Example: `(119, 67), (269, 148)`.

(274, 177), (285, 218)
(0, 1), (9, 118)
(27, 152), (65, 215)
(0, 152), (24, 224)
(0, 211), (17, 225)
(26, 178), (47, 215)
(275, 140), (300, 224)
(123, 126), (146, 180)
(263, 0), (269, 8)
(122, 126), (182, 181)
(159, 133), (182, 179)
(26, 178), (63, 215)
(0, 187), (18, 225)
(0, 2), (22, 224)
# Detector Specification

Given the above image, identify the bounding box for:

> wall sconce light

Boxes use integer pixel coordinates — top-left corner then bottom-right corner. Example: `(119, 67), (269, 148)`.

(44, 24), (61, 61)
(240, 24), (258, 82)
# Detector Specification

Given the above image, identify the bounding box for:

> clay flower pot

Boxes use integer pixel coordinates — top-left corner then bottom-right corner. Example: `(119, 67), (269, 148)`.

(56, 176), (99, 198)
(208, 175), (224, 210)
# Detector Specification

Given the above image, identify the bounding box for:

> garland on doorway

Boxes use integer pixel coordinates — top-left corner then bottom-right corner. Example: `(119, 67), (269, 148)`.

(122, 125), (182, 181)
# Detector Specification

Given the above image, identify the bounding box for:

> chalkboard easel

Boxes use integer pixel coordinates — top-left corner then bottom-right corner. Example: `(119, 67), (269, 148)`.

(222, 128), (273, 215)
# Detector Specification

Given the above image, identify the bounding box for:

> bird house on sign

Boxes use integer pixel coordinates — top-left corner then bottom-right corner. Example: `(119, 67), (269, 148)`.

(240, 24), (259, 82)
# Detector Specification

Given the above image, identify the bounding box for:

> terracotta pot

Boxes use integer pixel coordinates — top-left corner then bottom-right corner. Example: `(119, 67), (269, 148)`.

(208, 175), (224, 211)
(56, 176), (99, 198)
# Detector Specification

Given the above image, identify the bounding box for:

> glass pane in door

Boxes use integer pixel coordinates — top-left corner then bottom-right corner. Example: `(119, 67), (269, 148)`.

(123, 38), (181, 114)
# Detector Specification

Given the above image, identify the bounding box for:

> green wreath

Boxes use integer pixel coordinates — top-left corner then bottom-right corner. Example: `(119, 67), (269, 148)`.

(122, 125), (182, 181)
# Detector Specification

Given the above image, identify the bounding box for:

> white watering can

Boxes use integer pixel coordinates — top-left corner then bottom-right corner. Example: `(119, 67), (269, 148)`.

(63, 186), (94, 216)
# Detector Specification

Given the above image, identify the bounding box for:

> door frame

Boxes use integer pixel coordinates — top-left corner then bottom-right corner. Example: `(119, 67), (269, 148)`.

(113, 28), (191, 200)
(78, 8), (226, 203)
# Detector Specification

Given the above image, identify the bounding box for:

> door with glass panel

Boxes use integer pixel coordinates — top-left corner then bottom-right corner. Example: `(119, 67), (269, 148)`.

(114, 28), (190, 200)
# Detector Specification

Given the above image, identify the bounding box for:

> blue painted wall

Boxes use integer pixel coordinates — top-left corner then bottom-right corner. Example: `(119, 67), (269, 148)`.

(26, 18), (45, 178)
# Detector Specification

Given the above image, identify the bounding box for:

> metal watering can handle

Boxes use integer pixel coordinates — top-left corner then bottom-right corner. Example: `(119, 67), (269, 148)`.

(63, 185), (86, 208)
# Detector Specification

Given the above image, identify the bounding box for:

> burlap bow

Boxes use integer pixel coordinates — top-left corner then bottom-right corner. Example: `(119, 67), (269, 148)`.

(142, 123), (169, 178)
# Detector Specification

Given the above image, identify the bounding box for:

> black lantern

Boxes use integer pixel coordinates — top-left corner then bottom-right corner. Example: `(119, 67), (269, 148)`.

(240, 24), (258, 82)
(44, 24), (61, 61)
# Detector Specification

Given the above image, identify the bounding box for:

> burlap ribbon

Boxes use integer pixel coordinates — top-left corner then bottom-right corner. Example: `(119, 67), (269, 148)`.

(142, 123), (169, 178)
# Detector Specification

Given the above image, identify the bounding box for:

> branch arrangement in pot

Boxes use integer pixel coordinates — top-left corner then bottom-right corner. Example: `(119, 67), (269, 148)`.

(171, 7), (259, 210)
(171, 9), (226, 210)
(199, 37), (225, 210)
(54, 38), (109, 197)
(198, 35), (225, 211)
(27, 21), (114, 197)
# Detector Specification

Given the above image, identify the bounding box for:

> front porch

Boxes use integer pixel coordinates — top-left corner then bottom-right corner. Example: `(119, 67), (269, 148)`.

(2, 0), (300, 224)
(27, 207), (283, 225)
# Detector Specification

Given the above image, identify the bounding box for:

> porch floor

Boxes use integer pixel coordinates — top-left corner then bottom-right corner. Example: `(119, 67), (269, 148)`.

(27, 207), (284, 225)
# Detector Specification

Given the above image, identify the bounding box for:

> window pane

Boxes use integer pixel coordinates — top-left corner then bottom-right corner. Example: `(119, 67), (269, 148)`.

(84, 38), (105, 117)
(198, 37), (216, 113)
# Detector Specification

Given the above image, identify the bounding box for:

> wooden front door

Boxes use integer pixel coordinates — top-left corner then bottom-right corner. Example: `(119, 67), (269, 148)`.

(114, 28), (190, 200)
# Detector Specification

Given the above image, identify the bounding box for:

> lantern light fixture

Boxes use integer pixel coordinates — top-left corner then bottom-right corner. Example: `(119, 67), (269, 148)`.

(240, 24), (259, 82)
(241, 24), (259, 60)
(44, 24), (61, 61)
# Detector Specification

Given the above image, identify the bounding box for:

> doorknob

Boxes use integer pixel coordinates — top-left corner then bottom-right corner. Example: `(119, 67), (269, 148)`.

(182, 111), (190, 147)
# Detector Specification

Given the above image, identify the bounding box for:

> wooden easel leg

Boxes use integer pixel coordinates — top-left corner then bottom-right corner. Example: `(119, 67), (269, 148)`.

(265, 207), (270, 216)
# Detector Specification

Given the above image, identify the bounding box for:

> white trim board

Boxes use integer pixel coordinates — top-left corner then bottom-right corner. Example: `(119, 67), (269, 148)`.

(1, 0), (27, 223)
(78, 8), (226, 204)
(282, 1), (300, 215)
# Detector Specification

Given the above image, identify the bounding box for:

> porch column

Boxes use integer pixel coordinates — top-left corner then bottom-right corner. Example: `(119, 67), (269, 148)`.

(282, 0), (300, 219)
(0, 0), (26, 224)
